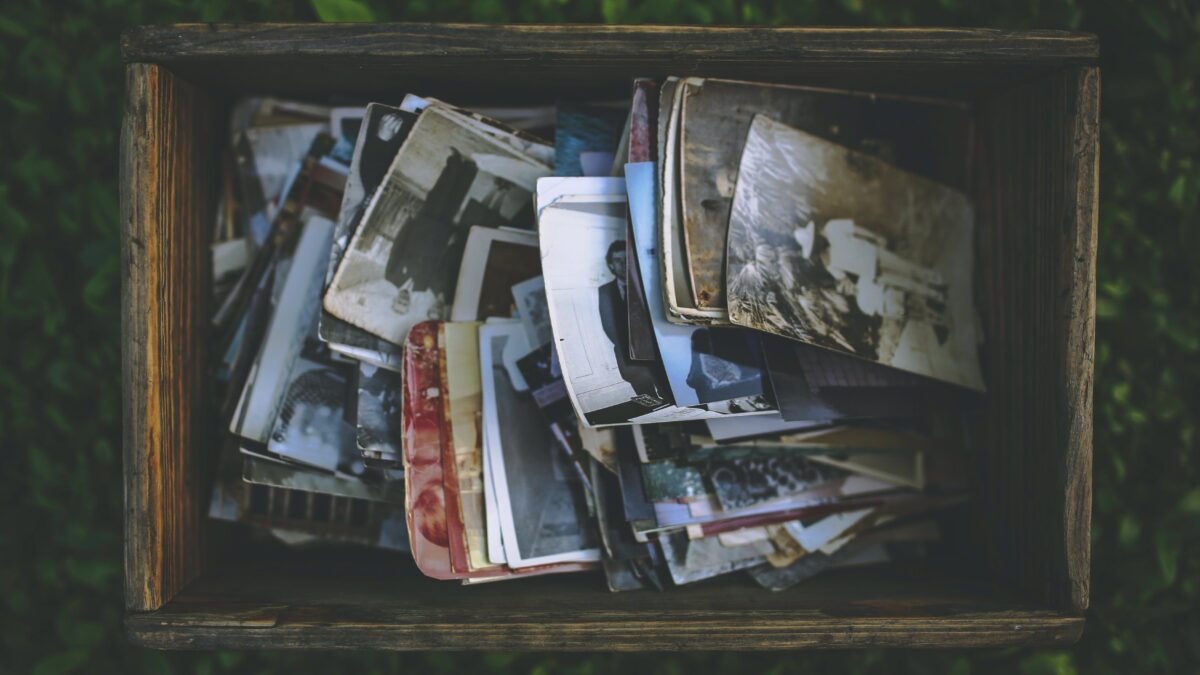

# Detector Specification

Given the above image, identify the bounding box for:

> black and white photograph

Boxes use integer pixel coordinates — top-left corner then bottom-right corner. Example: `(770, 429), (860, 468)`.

(725, 115), (986, 391)
(242, 453), (403, 505)
(321, 92), (415, 363)
(707, 455), (846, 511)
(266, 355), (356, 473)
(538, 190), (678, 426)
(510, 276), (552, 348)
(449, 226), (540, 321)
(479, 322), (601, 568)
(355, 362), (403, 466)
(657, 530), (771, 585)
(320, 103), (416, 305)
(323, 107), (552, 344)
(230, 214), (335, 445)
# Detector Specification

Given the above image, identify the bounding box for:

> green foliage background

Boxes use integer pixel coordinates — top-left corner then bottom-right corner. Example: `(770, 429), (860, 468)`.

(1, 0), (1197, 672)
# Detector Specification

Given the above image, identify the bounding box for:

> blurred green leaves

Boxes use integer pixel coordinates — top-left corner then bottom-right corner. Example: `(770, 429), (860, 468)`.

(312, 0), (374, 22)
(0, 0), (1197, 673)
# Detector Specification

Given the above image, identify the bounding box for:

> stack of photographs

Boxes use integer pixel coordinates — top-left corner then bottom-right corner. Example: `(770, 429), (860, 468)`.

(207, 75), (986, 591)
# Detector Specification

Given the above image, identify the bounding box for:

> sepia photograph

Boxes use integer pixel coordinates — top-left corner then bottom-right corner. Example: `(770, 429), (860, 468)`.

(678, 77), (971, 311)
(657, 79), (730, 325)
(324, 107), (551, 344)
(726, 115), (985, 391)
(440, 321), (494, 573)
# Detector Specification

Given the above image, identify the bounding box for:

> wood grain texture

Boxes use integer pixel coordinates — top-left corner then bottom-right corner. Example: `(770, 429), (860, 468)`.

(973, 65), (1097, 613)
(125, 557), (1084, 650)
(1059, 66), (1099, 611)
(118, 24), (1097, 100)
(121, 63), (216, 611)
(122, 24), (1098, 64)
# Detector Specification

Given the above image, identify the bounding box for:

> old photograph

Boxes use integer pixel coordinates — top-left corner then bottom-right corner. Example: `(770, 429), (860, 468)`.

(230, 214), (335, 445)
(726, 115), (986, 391)
(761, 335), (952, 421)
(480, 322), (601, 568)
(266, 355), (356, 473)
(318, 103), (417, 358)
(401, 321), (456, 580)
(324, 107), (551, 344)
(538, 190), (677, 426)
(355, 362), (403, 466)
(450, 226), (540, 321)
(440, 321), (494, 573)
(708, 455), (846, 511)
(626, 161), (773, 409)
(678, 77), (971, 311)
(510, 276), (553, 348)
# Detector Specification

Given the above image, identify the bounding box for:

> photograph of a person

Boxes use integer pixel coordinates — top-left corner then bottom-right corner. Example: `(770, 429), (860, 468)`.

(597, 239), (667, 405)
(320, 103), (418, 353)
(725, 115), (985, 392)
(539, 196), (681, 427)
(323, 107), (551, 344)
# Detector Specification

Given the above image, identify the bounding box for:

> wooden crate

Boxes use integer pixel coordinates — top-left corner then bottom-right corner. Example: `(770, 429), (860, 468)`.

(120, 23), (1098, 650)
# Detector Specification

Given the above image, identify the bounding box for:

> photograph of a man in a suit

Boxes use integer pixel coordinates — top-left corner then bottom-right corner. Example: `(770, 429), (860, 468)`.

(597, 240), (665, 403)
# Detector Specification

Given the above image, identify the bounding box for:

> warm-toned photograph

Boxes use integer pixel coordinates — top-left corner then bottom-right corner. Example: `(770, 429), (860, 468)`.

(726, 115), (986, 391)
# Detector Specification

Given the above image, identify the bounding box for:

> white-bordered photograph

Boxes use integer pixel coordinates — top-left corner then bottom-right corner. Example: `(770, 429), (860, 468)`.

(479, 321), (601, 568)
(449, 226), (540, 321)
(324, 106), (551, 344)
(538, 189), (677, 426)
(725, 115), (985, 391)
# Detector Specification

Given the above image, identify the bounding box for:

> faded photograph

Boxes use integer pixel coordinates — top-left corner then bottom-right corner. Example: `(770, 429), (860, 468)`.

(482, 324), (600, 566)
(510, 276), (553, 348)
(355, 362), (403, 465)
(725, 115), (985, 392)
(324, 107), (551, 344)
(268, 357), (357, 474)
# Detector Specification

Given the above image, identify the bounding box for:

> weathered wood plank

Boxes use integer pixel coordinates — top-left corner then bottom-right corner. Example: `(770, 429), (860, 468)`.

(117, 25), (1098, 99)
(1059, 65), (1099, 612)
(124, 558), (1084, 650)
(973, 65), (1097, 613)
(127, 612), (1084, 651)
(122, 24), (1099, 65)
(121, 63), (216, 611)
